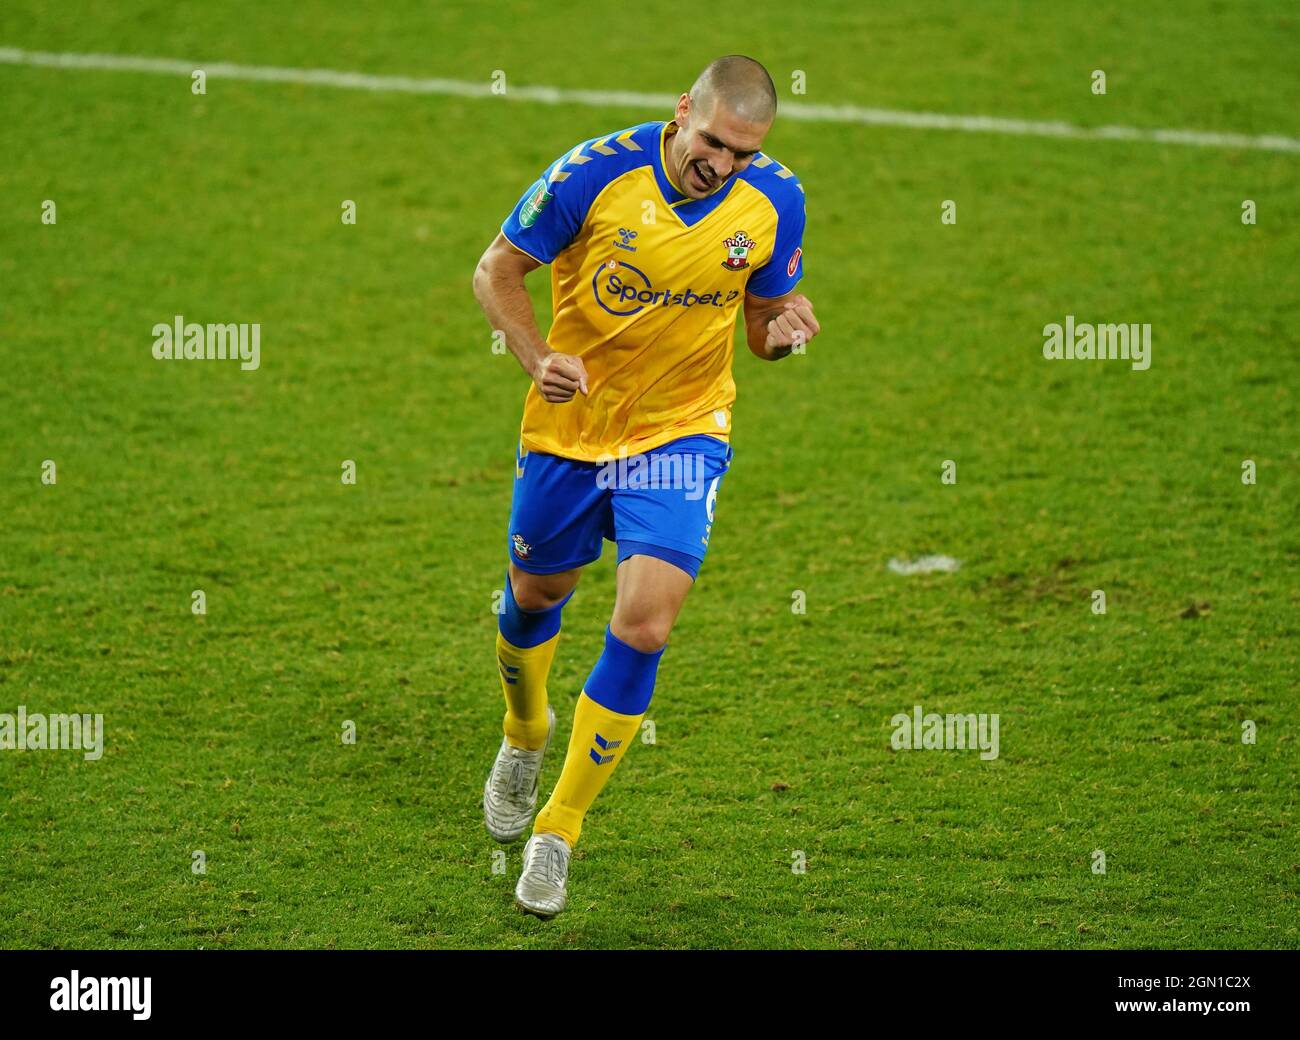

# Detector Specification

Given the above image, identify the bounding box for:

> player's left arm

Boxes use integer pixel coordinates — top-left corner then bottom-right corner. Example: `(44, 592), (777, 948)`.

(742, 179), (814, 361)
(744, 290), (820, 361)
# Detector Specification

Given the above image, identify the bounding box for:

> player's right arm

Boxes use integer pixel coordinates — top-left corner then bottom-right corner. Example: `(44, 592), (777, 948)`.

(472, 232), (588, 402)
(473, 139), (612, 404)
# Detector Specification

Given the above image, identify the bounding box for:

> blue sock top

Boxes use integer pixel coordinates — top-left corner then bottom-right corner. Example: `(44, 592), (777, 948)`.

(498, 570), (575, 648)
(584, 624), (665, 715)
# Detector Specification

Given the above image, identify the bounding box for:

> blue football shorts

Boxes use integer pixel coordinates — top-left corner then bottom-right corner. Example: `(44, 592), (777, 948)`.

(506, 432), (733, 581)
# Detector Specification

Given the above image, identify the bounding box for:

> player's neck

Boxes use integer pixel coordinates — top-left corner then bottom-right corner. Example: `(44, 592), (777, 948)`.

(662, 120), (688, 198)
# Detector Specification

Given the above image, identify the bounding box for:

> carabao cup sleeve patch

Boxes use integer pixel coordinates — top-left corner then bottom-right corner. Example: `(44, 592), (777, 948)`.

(501, 158), (590, 264)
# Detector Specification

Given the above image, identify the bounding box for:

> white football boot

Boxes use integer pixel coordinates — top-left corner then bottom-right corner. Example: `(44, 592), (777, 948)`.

(515, 831), (571, 918)
(483, 704), (556, 843)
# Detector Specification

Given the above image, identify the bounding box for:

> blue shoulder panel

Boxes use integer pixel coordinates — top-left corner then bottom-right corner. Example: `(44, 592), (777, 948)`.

(500, 122), (661, 264)
(739, 155), (806, 298)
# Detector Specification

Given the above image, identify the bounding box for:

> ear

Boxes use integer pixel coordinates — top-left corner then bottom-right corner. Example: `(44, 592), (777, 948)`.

(675, 92), (691, 125)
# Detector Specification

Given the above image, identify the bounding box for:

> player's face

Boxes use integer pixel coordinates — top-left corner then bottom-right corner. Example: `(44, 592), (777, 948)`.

(671, 94), (770, 199)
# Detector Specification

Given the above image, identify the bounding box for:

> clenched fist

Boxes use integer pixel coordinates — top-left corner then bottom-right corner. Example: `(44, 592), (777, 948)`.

(532, 351), (590, 403)
(766, 294), (820, 354)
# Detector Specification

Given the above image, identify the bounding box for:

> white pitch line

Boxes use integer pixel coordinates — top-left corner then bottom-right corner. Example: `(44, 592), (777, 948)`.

(887, 555), (962, 576)
(2, 46), (1298, 155)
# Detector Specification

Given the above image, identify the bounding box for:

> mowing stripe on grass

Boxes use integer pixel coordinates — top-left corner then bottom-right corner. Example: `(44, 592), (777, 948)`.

(2, 45), (1299, 155)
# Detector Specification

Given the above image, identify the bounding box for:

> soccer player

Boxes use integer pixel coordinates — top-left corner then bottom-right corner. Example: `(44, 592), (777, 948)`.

(472, 55), (820, 918)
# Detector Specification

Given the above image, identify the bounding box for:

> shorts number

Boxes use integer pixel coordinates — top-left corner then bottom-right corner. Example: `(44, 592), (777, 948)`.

(705, 476), (720, 523)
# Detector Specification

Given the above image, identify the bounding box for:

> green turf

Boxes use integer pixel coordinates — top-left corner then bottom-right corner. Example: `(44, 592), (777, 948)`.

(0, 1), (1296, 949)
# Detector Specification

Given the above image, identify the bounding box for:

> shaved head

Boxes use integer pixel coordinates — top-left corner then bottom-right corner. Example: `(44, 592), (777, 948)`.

(666, 56), (777, 199)
(689, 55), (777, 125)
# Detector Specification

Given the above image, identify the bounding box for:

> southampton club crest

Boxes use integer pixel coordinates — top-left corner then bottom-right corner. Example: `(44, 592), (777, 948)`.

(721, 230), (755, 271)
(511, 533), (532, 559)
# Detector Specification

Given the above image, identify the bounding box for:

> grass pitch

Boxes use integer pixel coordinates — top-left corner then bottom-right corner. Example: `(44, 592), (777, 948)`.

(0, 1), (1296, 949)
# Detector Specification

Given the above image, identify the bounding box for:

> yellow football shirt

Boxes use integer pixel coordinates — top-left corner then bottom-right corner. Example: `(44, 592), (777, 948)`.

(501, 119), (805, 462)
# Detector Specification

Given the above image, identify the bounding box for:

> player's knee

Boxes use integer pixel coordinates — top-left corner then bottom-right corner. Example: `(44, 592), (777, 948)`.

(512, 581), (562, 613)
(612, 617), (670, 653)
(510, 567), (572, 612)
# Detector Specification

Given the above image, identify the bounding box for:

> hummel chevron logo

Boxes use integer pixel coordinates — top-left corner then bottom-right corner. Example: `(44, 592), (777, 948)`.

(589, 731), (622, 765)
(749, 153), (804, 191)
(498, 658), (519, 685)
(548, 127), (643, 184)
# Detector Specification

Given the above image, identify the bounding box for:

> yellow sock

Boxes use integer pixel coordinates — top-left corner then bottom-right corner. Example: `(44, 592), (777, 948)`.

(534, 690), (643, 847)
(497, 630), (559, 750)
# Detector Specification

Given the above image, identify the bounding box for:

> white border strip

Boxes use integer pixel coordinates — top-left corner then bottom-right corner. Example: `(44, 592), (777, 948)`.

(2, 46), (1297, 155)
